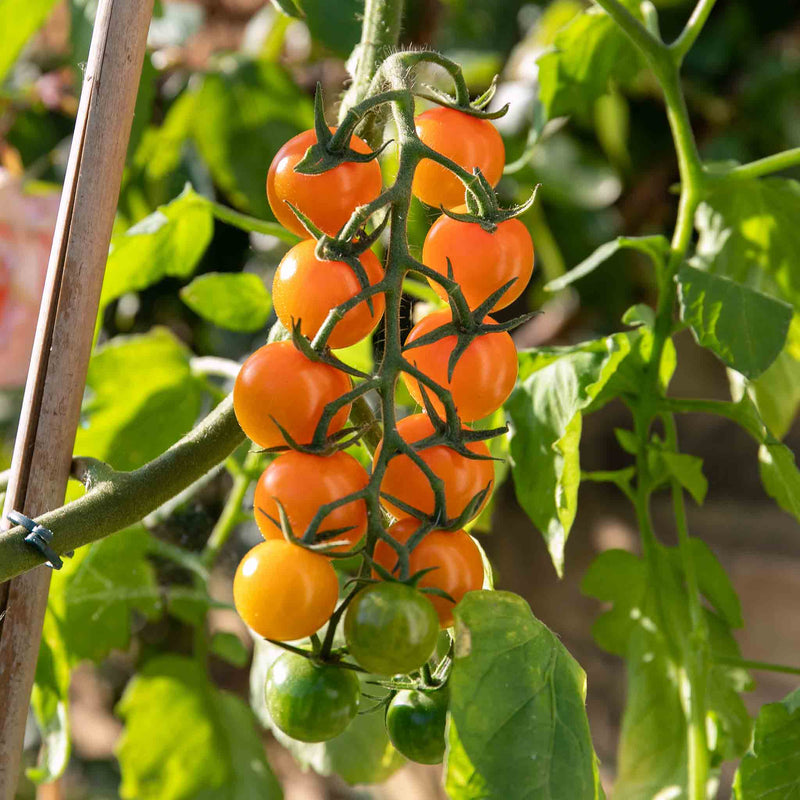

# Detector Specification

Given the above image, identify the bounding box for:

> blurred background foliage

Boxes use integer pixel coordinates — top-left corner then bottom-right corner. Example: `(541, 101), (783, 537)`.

(2, 0), (800, 798)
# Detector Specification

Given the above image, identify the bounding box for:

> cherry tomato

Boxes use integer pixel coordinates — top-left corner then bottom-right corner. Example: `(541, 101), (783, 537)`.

(273, 239), (385, 348)
(375, 414), (494, 521)
(412, 108), (505, 210)
(233, 341), (352, 450)
(344, 582), (439, 675)
(267, 128), (383, 238)
(385, 687), (449, 764)
(402, 308), (518, 422)
(373, 519), (484, 627)
(233, 540), (338, 641)
(254, 450), (369, 550)
(422, 211), (534, 311)
(266, 652), (360, 742)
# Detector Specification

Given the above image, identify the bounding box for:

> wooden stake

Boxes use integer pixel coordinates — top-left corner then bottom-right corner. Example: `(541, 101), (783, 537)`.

(0, 2), (154, 796)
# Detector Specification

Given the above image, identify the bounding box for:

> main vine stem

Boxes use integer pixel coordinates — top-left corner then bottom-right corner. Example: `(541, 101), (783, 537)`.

(592, 1), (715, 796)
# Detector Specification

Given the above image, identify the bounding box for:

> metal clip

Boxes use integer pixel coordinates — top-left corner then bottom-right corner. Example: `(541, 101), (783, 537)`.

(7, 511), (63, 570)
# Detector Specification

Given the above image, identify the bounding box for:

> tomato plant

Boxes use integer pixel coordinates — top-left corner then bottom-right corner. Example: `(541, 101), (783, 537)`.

(233, 540), (338, 641)
(402, 308), (518, 422)
(413, 108), (505, 209)
(272, 239), (385, 348)
(4, 1), (800, 799)
(233, 340), (352, 449)
(344, 582), (440, 676)
(373, 519), (484, 627)
(253, 450), (368, 550)
(422, 212), (534, 311)
(265, 652), (361, 742)
(385, 687), (449, 765)
(267, 127), (383, 238)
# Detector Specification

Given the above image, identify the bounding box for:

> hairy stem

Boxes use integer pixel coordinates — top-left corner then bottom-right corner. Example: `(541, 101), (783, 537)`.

(723, 147), (800, 181)
(670, 0), (718, 63)
(0, 397), (244, 582)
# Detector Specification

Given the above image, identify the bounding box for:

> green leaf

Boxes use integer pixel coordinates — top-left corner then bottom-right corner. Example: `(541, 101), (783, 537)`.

(537, 3), (644, 120)
(677, 265), (792, 379)
(250, 638), (405, 785)
(546, 236), (669, 293)
(48, 525), (162, 662)
(0, 0), (59, 82)
(210, 632), (249, 668)
(508, 335), (630, 575)
(759, 442), (800, 524)
(270, 0), (303, 17)
(695, 178), (800, 310)
(621, 304), (655, 328)
(731, 316), (800, 440)
(444, 591), (602, 800)
(191, 60), (314, 216)
(101, 186), (214, 314)
(117, 655), (282, 800)
(76, 328), (203, 471)
(660, 451), (708, 505)
(734, 688), (800, 799)
(28, 615), (71, 783)
(583, 548), (752, 798)
(181, 273), (272, 332)
(614, 428), (639, 455)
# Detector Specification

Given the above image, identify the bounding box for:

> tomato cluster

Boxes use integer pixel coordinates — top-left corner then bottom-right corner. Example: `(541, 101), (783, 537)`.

(231, 103), (534, 754)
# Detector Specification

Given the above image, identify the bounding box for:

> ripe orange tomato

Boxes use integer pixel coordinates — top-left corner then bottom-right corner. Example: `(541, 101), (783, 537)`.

(422, 212), (534, 311)
(267, 128), (383, 238)
(402, 309), (518, 422)
(254, 450), (369, 550)
(273, 239), (385, 349)
(374, 519), (484, 627)
(412, 108), (505, 210)
(233, 341), (352, 449)
(233, 540), (338, 641)
(375, 414), (494, 521)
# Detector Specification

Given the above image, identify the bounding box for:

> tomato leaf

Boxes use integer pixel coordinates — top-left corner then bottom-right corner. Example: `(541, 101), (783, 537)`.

(250, 638), (405, 785)
(445, 591), (603, 800)
(758, 442), (800, 524)
(507, 335), (630, 575)
(181, 272), (272, 332)
(101, 186), (214, 315)
(116, 655), (281, 800)
(733, 688), (800, 799)
(546, 235), (669, 293)
(583, 549), (752, 797)
(696, 178), (800, 433)
(48, 525), (162, 663)
(536, 2), (644, 121)
(77, 328), (203, 471)
(677, 265), (792, 379)
(659, 451), (708, 505)
(210, 632), (250, 668)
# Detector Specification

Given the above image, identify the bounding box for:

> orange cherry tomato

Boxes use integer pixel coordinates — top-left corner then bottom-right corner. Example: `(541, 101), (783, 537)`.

(233, 341), (352, 450)
(267, 128), (383, 238)
(402, 308), (518, 422)
(233, 540), (338, 641)
(374, 519), (484, 627)
(254, 450), (369, 550)
(412, 108), (505, 210)
(422, 212), (534, 311)
(273, 239), (385, 349)
(375, 413), (494, 521)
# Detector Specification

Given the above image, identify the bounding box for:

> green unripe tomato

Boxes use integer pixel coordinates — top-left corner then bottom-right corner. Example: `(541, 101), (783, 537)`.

(344, 582), (439, 675)
(385, 687), (449, 764)
(265, 652), (360, 742)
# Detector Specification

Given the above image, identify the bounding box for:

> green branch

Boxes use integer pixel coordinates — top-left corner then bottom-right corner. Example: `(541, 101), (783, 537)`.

(0, 396), (245, 582)
(723, 147), (800, 181)
(670, 0), (718, 64)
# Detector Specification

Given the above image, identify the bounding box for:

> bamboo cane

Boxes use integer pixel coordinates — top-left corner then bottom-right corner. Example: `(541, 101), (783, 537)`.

(0, 2), (154, 796)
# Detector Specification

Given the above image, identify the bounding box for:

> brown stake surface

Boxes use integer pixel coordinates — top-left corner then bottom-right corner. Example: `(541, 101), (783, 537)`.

(0, 2), (154, 797)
